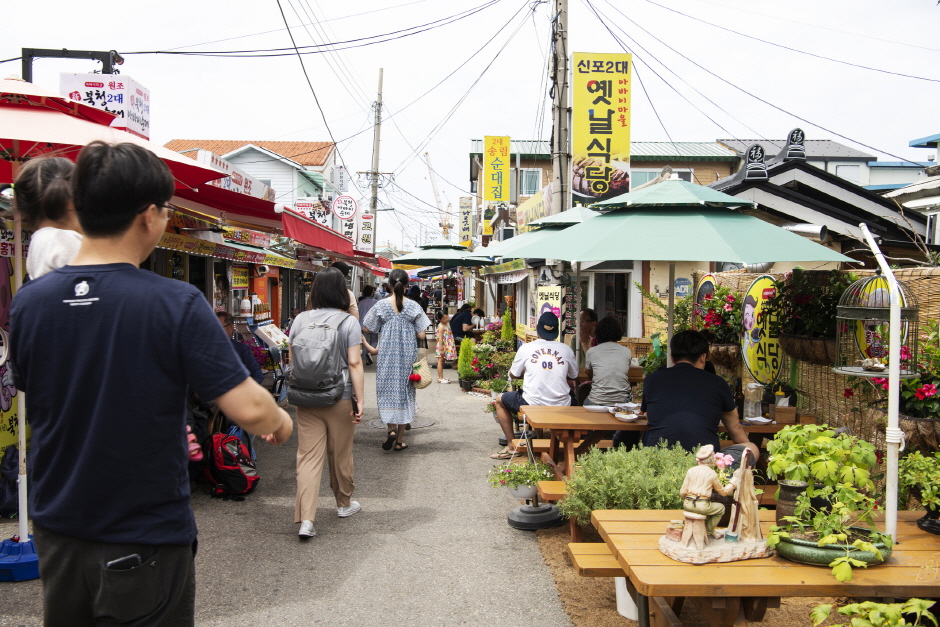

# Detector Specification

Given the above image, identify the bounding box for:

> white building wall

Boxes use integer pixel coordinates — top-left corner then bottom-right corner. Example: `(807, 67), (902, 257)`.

(869, 168), (929, 187)
(226, 150), (296, 205)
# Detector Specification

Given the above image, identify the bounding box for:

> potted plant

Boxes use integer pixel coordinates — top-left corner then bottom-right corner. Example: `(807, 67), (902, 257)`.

(487, 460), (554, 500)
(558, 443), (696, 525)
(853, 319), (940, 452)
(765, 424), (877, 524)
(500, 308), (515, 347)
(483, 401), (498, 423)
(766, 483), (893, 582)
(640, 332), (667, 375)
(457, 337), (476, 391)
(488, 377), (509, 398)
(812, 598), (937, 627)
(696, 285), (744, 369)
(899, 450), (940, 535)
(764, 269), (855, 366)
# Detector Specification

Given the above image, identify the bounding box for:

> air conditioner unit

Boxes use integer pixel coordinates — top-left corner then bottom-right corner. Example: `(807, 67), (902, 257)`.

(255, 265), (270, 277)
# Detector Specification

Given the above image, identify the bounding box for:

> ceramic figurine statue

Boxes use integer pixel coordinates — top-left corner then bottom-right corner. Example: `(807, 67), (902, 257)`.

(659, 445), (774, 564)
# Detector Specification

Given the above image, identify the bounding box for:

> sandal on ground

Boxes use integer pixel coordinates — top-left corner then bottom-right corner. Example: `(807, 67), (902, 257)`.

(490, 447), (512, 459)
(393, 442), (409, 451)
(382, 431), (397, 451)
(438, 378), (450, 384)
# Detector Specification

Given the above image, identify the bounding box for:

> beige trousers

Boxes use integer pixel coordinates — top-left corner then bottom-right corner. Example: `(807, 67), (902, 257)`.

(295, 400), (356, 522)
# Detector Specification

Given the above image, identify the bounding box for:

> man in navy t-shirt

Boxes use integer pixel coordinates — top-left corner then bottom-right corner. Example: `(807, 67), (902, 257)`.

(10, 141), (293, 627)
(641, 330), (759, 468)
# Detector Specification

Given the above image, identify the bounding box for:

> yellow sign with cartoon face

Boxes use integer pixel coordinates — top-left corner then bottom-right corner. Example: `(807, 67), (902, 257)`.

(742, 275), (781, 384)
(852, 276), (907, 360)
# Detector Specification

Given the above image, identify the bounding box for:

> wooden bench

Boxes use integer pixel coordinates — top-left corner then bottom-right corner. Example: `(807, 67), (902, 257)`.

(538, 480), (566, 502)
(512, 438), (614, 454)
(567, 543), (627, 577)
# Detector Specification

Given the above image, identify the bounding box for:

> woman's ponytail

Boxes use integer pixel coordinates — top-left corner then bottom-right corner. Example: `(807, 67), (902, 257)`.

(13, 157), (75, 229)
(388, 268), (409, 312)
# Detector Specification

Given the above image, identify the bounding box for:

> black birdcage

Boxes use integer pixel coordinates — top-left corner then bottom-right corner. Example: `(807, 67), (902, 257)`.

(832, 274), (920, 378)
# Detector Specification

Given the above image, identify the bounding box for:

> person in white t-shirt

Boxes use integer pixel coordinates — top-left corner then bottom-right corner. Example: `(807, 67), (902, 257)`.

(491, 311), (578, 459)
(13, 157), (83, 279)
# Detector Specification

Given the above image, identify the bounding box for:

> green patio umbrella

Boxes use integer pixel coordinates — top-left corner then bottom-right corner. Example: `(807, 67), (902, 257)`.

(592, 179), (755, 209)
(525, 205), (602, 227)
(477, 225), (567, 259)
(392, 239), (494, 269)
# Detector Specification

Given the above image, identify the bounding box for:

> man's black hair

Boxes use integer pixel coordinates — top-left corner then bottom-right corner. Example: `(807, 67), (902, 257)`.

(459, 303), (471, 312)
(362, 285), (375, 297)
(72, 141), (174, 237)
(473, 308), (484, 317)
(670, 329), (710, 363)
(595, 316), (623, 344)
(581, 308), (598, 323)
(309, 267), (351, 310)
(331, 261), (351, 277)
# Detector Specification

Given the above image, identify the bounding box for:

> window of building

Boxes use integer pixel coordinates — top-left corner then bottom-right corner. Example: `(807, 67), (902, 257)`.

(630, 169), (693, 189)
(520, 168), (542, 196)
(835, 165), (860, 184)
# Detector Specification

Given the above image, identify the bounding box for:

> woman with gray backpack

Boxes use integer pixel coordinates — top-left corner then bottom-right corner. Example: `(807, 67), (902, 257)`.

(285, 267), (365, 539)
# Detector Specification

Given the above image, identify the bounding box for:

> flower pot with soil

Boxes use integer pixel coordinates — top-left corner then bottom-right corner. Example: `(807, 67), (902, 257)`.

(487, 460), (553, 498)
(777, 333), (837, 366)
(899, 450), (940, 535)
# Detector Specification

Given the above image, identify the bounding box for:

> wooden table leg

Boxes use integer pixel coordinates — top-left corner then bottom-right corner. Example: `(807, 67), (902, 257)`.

(689, 597), (743, 627)
(563, 430), (577, 479)
(742, 597), (779, 622)
(569, 516), (582, 542)
(637, 593), (652, 627)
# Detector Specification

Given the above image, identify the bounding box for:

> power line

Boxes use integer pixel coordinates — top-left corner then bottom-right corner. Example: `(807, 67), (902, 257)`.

(602, 0), (927, 166)
(641, 0), (940, 84)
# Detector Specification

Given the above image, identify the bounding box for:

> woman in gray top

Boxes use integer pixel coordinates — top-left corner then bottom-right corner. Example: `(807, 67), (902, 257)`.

(584, 316), (633, 406)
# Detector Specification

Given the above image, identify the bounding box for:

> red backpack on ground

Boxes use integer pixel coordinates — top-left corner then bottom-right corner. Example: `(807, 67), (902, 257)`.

(204, 433), (259, 500)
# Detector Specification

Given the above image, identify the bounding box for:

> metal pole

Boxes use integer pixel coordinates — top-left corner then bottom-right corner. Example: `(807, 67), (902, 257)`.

(667, 262), (675, 367)
(575, 261), (581, 365)
(858, 224), (899, 541)
(369, 69), (383, 255)
(551, 0), (569, 217)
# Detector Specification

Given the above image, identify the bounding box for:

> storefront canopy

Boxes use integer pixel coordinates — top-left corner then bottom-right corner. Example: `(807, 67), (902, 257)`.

(393, 239), (494, 269)
(281, 209), (354, 257)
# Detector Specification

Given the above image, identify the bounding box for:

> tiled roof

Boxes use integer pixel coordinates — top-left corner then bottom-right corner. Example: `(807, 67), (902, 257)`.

(716, 139), (874, 160)
(163, 139), (334, 166)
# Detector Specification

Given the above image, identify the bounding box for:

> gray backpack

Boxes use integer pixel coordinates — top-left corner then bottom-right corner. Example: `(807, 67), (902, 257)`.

(286, 310), (349, 408)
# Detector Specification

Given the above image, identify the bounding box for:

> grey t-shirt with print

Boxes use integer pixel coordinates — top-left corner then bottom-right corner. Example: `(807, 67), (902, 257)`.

(289, 308), (361, 400)
(584, 342), (633, 406)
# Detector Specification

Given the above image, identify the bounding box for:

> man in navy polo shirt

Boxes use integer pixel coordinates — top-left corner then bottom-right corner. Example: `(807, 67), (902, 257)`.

(492, 311), (578, 459)
(10, 142), (293, 627)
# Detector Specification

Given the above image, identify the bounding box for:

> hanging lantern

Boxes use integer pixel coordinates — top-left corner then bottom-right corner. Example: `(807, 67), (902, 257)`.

(832, 273), (920, 378)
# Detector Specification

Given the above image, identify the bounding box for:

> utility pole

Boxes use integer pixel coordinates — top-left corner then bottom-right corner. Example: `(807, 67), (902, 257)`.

(551, 0), (570, 216)
(369, 68), (383, 253)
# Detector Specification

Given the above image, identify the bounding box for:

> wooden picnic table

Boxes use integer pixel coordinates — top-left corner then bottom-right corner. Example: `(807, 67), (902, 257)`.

(520, 405), (784, 480)
(592, 509), (940, 627)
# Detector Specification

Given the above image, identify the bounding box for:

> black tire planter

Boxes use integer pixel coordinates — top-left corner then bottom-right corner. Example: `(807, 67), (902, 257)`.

(775, 480), (831, 525)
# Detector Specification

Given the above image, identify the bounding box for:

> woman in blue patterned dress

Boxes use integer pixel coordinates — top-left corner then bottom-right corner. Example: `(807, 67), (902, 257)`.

(362, 268), (431, 451)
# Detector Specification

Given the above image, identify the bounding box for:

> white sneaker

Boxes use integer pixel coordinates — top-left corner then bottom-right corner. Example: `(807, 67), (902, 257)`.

(337, 501), (361, 518)
(298, 520), (316, 538)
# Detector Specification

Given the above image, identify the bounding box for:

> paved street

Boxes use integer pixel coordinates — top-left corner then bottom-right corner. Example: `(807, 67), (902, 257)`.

(0, 364), (570, 627)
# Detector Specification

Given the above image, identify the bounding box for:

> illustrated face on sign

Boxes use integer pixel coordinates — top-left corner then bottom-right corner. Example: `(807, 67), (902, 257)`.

(742, 296), (757, 332)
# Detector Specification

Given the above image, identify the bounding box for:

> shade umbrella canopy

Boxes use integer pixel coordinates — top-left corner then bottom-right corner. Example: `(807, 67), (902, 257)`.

(593, 179), (756, 209)
(0, 105), (224, 189)
(479, 225), (567, 259)
(526, 205), (602, 227)
(392, 244), (494, 268)
(419, 238), (471, 250)
(0, 79), (118, 126)
(502, 208), (851, 264)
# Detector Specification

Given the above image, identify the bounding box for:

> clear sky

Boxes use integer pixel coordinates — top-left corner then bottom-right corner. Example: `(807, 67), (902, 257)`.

(5, 0), (938, 250)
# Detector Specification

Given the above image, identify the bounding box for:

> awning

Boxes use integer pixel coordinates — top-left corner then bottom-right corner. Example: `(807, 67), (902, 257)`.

(281, 209), (354, 257)
(156, 231), (319, 271)
(376, 256), (392, 269)
(175, 185), (281, 226)
(353, 260), (386, 277)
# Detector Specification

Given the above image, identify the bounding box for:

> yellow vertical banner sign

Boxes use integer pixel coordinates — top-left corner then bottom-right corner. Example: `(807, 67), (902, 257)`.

(459, 196), (473, 246)
(483, 136), (510, 203)
(571, 53), (631, 205)
(0, 257), (22, 457)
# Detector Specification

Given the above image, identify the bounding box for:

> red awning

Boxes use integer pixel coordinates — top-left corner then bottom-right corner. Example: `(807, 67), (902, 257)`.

(376, 256), (392, 269)
(176, 185), (280, 225)
(352, 260), (387, 277)
(281, 209), (354, 257)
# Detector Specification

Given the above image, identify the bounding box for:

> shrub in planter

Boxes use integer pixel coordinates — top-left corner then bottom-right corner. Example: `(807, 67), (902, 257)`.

(558, 443), (696, 525)
(501, 308), (515, 344)
(457, 337), (475, 382)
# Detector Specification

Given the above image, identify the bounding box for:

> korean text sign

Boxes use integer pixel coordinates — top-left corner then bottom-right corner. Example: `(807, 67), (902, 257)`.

(356, 213), (375, 253)
(742, 275), (781, 384)
(571, 53), (631, 204)
(483, 136), (510, 203)
(61, 73), (151, 140)
(459, 196), (473, 246)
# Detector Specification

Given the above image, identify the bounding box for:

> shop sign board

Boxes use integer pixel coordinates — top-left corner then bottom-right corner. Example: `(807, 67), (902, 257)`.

(194, 150), (275, 201)
(340, 217), (356, 245)
(674, 277), (692, 299)
(296, 197), (330, 226)
(516, 184), (553, 233)
(332, 195), (358, 221)
(562, 284), (583, 335)
(157, 232), (316, 271)
(333, 165), (348, 193)
(571, 53), (631, 204)
(479, 258), (526, 276)
(496, 270), (528, 284)
(852, 276), (907, 359)
(356, 213), (375, 253)
(0, 223), (30, 258)
(696, 273), (717, 305)
(61, 73), (151, 139)
(741, 275), (780, 384)
(483, 136), (510, 202)
(459, 196), (473, 246)
(222, 227), (271, 248)
(536, 285), (563, 319)
(231, 265), (250, 289)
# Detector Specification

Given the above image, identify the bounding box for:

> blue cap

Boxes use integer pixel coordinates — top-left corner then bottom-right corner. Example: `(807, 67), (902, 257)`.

(536, 311), (559, 340)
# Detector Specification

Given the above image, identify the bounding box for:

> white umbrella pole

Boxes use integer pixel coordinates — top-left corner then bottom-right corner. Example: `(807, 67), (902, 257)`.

(13, 211), (28, 543)
(859, 223), (899, 541)
(667, 262), (675, 367)
(575, 262), (581, 364)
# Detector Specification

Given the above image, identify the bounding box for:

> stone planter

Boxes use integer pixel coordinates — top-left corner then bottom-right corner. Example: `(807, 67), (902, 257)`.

(778, 334), (837, 366)
(899, 414), (940, 453)
(917, 507), (940, 535)
(709, 343), (741, 370)
(508, 484), (538, 500)
(774, 527), (892, 567)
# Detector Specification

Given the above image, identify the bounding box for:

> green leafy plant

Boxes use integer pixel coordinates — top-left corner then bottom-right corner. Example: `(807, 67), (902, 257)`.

(483, 401), (497, 414)
(457, 337), (475, 380)
(765, 269), (856, 338)
(486, 460), (554, 489)
(558, 443), (697, 525)
(766, 424), (876, 494)
(767, 483), (892, 582)
(899, 451), (940, 510)
(634, 281), (695, 332)
(489, 377), (509, 393)
(490, 351), (515, 377)
(501, 308), (515, 343)
(812, 598), (937, 627)
(480, 330), (498, 345)
(640, 332), (667, 375)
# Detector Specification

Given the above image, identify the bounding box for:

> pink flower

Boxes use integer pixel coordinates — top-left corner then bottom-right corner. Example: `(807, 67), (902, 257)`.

(723, 304), (732, 312)
(915, 384), (937, 400)
(714, 453), (734, 469)
(901, 345), (912, 361)
(844, 388), (855, 398)
(725, 294), (735, 303)
(872, 377), (890, 391)
(704, 293), (713, 301)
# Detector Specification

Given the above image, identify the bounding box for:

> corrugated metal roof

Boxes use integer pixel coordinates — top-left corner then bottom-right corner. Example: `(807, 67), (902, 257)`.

(717, 139), (874, 160)
(164, 139), (334, 166)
